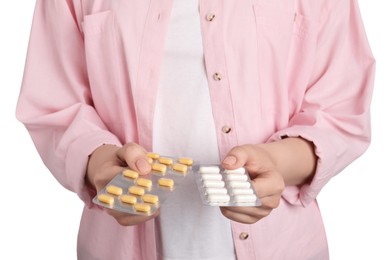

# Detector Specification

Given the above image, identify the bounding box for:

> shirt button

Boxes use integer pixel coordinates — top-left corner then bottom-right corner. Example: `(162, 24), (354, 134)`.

(213, 72), (222, 81)
(239, 232), (249, 240)
(206, 13), (216, 22)
(222, 125), (232, 134)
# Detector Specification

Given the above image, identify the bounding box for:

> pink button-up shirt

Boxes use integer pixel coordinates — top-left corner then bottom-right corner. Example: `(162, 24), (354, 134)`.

(16, 0), (375, 259)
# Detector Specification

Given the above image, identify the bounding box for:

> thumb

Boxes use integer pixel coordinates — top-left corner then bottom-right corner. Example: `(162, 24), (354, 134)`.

(116, 143), (151, 175)
(221, 146), (250, 170)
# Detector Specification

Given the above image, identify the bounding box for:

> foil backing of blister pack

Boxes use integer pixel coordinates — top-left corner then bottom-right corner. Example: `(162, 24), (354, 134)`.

(193, 165), (261, 207)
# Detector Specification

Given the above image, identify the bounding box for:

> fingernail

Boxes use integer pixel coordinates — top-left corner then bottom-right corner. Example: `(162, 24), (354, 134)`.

(223, 156), (237, 165)
(136, 158), (151, 173)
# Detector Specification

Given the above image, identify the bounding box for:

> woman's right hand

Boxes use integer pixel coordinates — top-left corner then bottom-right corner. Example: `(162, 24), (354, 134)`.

(86, 142), (159, 226)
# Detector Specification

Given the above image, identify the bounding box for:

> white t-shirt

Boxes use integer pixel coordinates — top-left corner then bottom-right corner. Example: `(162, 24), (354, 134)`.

(152, 0), (236, 259)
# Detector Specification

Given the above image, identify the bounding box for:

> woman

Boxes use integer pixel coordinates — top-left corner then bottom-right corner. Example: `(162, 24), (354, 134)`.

(16, 0), (375, 259)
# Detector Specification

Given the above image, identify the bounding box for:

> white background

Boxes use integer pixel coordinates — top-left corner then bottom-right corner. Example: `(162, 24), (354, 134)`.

(0, 1), (389, 259)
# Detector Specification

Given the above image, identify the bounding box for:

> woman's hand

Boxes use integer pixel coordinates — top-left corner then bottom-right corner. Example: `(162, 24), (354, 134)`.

(86, 142), (159, 226)
(220, 137), (316, 224)
(220, 144), (285, 224)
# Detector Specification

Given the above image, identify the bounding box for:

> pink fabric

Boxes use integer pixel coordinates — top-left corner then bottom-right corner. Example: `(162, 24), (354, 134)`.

(16, 0), (375, 259)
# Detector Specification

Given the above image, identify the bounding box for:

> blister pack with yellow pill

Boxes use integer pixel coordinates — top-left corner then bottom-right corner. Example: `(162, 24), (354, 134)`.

(193, 165), (261, 207)
(92, 153), (194, 216)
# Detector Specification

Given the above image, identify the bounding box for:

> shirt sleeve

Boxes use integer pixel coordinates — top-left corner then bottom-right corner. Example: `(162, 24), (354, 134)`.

(268, 0), (375, 207)
(16, 0), (122, 206)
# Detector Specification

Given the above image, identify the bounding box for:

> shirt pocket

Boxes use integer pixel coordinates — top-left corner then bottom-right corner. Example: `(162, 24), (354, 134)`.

(82, 11), (113, 35)
(252, 4), (320, 76)
(252, 3), (319, 116)
(82, 11), (123, 124)
(253, 3), (319, 44)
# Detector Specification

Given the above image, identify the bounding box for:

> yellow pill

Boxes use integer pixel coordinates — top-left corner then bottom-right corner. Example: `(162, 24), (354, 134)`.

(97, 194), (114, 206)
(106, 185), (123, 196)
(158, 178), (174, 189)
(147, 157), (154, 164)
(123, 169), (139, 179)
(179, 157), (193, 166)
(158, 157), (173, 165)
(120, 195), (137, 205)
(134, 203), (151, 213)
(152, 163), (167, 174)
(173, 163), (188, 174)
(147, 152), (160, 159)
(129, 186), (145, 196)
(136, 178), (152, 189)
(142, 194), (159, 205)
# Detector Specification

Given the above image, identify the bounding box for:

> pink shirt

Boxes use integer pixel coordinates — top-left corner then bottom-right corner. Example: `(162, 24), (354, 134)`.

(16, 1), (375, 259)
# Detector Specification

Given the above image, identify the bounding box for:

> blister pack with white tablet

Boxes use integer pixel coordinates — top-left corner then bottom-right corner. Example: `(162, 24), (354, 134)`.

(194, 165), (261, 206)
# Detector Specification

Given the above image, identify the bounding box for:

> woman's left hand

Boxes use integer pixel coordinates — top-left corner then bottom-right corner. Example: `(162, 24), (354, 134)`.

(220, 144), (285, 224)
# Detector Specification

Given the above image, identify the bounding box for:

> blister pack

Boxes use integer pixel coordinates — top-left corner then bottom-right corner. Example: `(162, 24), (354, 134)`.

(194, 165), (261, 206)
(92, 153), (194, 216)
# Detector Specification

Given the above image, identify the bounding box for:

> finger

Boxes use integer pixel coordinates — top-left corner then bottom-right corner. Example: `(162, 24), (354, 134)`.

(251, 171), (285, 199)
(257, 194), (282, 210)
(116, 143), (151, 175)
(220, 207), (271, 224)
(221, 145), (250, 170)
(221, 206), (261, 216)
(93, 165), (126, 192)
(222, 145), (279, 180)
(107, 211), (155, 226)
(105, 208), (160, 226)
